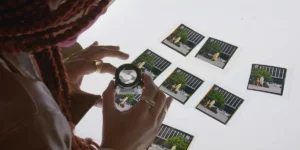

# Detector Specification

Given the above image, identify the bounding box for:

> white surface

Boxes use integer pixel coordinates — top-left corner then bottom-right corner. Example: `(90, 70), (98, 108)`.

(75, 0), (300, 150)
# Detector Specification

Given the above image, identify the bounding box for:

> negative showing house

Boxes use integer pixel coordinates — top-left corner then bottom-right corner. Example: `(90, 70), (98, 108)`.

(160, 68), (204, 104)
(196, 37), (238, 69)
(248, 64), (287, 95)
(163, 24), (205, 56)
(132, 49), (171, 80)
(149, 124), (193, 150)
(197, 85), (244, 124)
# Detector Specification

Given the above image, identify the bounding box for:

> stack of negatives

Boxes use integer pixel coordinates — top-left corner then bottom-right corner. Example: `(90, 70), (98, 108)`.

(114, 24), (287, 150)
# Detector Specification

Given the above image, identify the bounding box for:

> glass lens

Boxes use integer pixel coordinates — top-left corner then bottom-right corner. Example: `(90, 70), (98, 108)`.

(119, 68), (137, 85)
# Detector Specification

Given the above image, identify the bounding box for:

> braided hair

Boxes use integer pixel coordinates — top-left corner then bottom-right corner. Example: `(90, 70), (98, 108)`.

(0, 0), (110, 149)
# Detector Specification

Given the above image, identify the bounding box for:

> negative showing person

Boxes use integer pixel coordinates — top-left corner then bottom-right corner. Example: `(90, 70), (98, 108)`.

(159, 68), (204, 104)
(196, 85), (244, 124)
(132, 49), (171, 80)
(247, 64), (287, 95)
(162, 24), (205, 56)
(148, 124), (194, 150)
(115, 94), (142, 111)
(195, 37), (238, 69)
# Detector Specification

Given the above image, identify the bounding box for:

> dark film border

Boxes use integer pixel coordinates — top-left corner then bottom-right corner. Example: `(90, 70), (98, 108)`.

(195, 85), (244, 125)
(162, 24), (205, 57)
(131, 49), (172, 80)
(159, 67), (204, 104)
(247, 64), (287, 96)
(194, 37), (238, 69)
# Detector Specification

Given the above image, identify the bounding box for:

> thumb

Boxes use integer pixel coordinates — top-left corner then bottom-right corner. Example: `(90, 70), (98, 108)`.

(102, 80), (118, 113)
(76, 60), (97, 75)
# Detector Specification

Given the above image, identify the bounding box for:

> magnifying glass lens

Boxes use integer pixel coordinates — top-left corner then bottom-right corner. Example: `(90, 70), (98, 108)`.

(119, 69), (137, 84)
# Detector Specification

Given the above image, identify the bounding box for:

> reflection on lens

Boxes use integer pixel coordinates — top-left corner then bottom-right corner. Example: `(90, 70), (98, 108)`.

(119, 69), (137, 84)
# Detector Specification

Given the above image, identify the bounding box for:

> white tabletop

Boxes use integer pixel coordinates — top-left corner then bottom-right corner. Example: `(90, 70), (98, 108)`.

(75, 0), (300, 150)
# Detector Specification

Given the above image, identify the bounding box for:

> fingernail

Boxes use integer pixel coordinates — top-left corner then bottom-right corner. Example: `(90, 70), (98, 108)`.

(110, 80), (114, 84)
(142, 73), (147, 79)
(142, 72), (148, 76)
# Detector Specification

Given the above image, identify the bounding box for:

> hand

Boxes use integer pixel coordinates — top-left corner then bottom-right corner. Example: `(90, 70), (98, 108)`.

(100, 74), (173, 150)
(64, 41), (129, 91)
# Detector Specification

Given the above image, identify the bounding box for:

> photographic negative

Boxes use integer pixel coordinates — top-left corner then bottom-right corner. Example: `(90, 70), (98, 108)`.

(162, 24), (205, 56)
(196, 85), (244, 124)
(132, 49), (171, 80)
(195, 37), (238, 69)
(148, 124), (193, 150)
(159, 68), (204, 104)
(247, 64), (287, 95)
(115, 94), (142, 111)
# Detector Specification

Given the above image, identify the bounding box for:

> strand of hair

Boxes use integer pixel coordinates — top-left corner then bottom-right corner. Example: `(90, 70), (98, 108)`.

(0, 0), (80, 36)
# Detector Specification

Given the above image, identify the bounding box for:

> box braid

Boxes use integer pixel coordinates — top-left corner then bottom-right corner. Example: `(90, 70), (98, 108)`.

(0, 1), (45, 22)
(0, 0), (110, 149)
(0, 1), (97, 46)
(1, 1), (108, 53)
(0, 0), (95, 36)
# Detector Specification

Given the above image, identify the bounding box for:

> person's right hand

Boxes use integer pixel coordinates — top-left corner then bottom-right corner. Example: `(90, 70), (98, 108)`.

(100, 74), (173, 150)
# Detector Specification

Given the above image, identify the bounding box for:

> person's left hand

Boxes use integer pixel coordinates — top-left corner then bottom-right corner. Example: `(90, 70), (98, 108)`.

(64, 41), (129, 92)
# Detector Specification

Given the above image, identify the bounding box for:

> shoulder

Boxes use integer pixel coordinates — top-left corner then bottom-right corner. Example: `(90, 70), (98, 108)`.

(0, 62), (72, 150)
(0, 64), (38, 132)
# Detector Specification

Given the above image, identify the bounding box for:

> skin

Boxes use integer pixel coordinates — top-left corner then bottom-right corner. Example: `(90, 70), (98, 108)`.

(64, 41), (174, 149)
(65, 41), (129, 91)
(48, 1), (175, 148)
(101, 75), (173, 150)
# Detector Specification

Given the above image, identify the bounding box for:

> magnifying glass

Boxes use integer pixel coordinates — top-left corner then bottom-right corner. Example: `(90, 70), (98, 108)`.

(115, 64), (143, 95)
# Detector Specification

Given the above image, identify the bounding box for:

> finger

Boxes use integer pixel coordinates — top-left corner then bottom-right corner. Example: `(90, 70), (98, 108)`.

(102, 80), (118, 113)
(132, 73), (158, 112)
(84, 48), (129, 61)
(157, 97), (173, 124)
(74, 60), (116, 75)
(100, 63), (116, 75)
(79, 61), (117, 75)
(64, 59), (95, 84)
(75, 60), (97, 75)
(100, 49), (129, 60)
(91, 41), (99, 46)
(98, 45), (120, 50)
(150, 91), (166, 118)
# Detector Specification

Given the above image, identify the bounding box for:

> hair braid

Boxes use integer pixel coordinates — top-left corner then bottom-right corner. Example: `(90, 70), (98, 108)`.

(0, 0), (96, 42)
(62, 0), (96, 22)
(1, 1), (109, 53)
(34, 47), (88, 150)
(33, 47), (65, 111)
(0, 1), (42, 23)
(51, 46), (71, 109)
(0, 0), (30, 12)
(1, 0), (111, 149)
(0, 0), (87, 36)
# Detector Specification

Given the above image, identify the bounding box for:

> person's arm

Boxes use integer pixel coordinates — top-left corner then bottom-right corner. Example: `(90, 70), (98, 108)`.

(69, 91), (102, 125)
(60, 42), (129, 125)
(100, 74), (173, 150)
(60, 42), (104, 125)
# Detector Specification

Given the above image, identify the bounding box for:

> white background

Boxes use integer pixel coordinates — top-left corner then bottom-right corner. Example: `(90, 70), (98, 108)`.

(75, 0), (300, 149)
